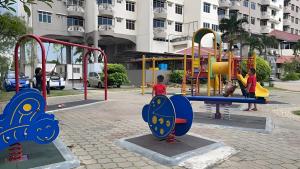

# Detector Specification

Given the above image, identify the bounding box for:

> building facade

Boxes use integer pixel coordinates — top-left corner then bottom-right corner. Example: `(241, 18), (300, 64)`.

(28, 0), (220, 62)
(283, 0), (300, 35)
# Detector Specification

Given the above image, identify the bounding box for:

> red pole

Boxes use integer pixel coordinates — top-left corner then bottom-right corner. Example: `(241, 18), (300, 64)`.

(103, 53), (108, 101)
(14, 43), (20, 93)
(83, 52), (89, 100)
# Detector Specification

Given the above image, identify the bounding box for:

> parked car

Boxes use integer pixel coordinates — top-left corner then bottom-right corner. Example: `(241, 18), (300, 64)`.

(33, 72), (65, 90)
(87, 72), (103, 88)
(2, 71), (30, 91)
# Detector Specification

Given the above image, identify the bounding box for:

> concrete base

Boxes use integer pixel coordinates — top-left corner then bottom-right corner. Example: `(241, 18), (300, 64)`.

(0, 139), (80, 169)
(194, 112), (273, 133)
(116, 134), (236, 167)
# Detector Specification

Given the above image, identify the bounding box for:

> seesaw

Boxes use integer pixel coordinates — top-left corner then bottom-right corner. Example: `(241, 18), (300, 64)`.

(142, 95), (267, 140)
(0, 88), (59, 161)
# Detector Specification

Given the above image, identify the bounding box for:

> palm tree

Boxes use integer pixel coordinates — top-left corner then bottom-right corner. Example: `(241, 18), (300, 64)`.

(293, 40), (300, 57)
(243, 36), (264, 56)
(260, 35), (278, 58)
(219, 15), (248, 53)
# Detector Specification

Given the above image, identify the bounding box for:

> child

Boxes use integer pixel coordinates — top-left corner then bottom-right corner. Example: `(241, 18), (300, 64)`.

(152, 75), (167, 97)
(34, 67), (50, 94)
(245, 68), (257, 111)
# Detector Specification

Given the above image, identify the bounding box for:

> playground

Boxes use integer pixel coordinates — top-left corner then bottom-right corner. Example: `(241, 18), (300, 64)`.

(1, 29), (300, 169)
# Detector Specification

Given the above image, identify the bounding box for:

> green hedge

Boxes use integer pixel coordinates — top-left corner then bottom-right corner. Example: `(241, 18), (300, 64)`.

(101, 64), (129, 87)
(169, 70), (183, 84)
(282, 73), (300, 81)
(241, 56), (271, 82)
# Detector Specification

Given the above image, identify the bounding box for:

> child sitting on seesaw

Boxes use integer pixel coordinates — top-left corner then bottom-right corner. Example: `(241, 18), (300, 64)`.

(152, 75), (167, 97)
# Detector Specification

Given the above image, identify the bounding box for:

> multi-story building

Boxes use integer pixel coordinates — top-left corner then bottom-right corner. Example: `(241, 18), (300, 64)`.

(27, 0), (220, 62)
(283, 0), (300, 35)
(218, 0), (284, 35)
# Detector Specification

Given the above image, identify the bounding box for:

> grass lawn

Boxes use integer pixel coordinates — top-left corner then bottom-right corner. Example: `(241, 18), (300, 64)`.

(293, 110), (300, 116)
(0, 89), (82, 102)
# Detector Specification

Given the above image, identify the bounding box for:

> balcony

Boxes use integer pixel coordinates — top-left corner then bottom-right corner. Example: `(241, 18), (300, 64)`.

(67, 5), (85, 17)
(260, 25), (271, 34)
(98, 24), (114, 35)
(229, 1), (240, 11)
(218, 14), (230, 21)
(219, 0), (231, 8)
(98, 3), (114, 16)
(284, 6), (292, 13)
(153, 27), (167, 39)
(261, 11), (271, 19)
(67, 26), (85, 36)
(261, 0), (271, 5)
(153, 7), (167, 19)
(283, 19), (291, 26)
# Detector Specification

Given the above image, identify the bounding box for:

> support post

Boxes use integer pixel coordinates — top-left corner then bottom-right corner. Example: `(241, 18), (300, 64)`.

(142, 55), (145, 95)
(182, 50), (187, 95)
(207, 53), (211, 96)
(152, 57), (155, 86)
(228, 52), (232, 82)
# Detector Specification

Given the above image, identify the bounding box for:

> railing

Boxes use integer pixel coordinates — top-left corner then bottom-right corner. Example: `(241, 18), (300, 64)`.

(98, 24), (114, 31)
(67, 5), (85, 13)
(219, 0), (231, 7)
(153, 7), (167, 14)
(98, 3), (114, 10)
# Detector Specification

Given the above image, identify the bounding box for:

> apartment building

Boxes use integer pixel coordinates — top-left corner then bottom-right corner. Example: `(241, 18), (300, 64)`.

(283, 0), (300, 35)
(219, 0), (284, 35)
(27, 0), (220, 62)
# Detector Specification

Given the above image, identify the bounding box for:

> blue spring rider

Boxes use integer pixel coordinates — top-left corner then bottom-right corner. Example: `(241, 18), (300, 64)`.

(0, 88), (59, 151)
(142, 95), (193, 139)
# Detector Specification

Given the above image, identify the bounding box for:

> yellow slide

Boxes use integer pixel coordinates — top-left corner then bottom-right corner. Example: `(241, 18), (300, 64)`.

(236, 74), (269, 98)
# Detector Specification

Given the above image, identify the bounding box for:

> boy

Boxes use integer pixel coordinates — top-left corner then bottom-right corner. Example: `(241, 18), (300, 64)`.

(245, 68), (257, 111)
(152, 75), (167, 97)
(34, 67), (50, 94)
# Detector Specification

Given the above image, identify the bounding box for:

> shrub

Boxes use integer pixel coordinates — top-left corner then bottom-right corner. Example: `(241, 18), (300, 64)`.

(101, 64), (129, 87)
(282, 73), (300, 81)
(241, 56), (271, 82)
(169, 70), (183, 84)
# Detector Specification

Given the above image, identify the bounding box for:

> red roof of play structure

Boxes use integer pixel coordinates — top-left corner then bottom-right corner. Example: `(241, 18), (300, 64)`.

(276, 56), (300, 63)
(269, 30), (300, 42)
(176, 46), (228, 58)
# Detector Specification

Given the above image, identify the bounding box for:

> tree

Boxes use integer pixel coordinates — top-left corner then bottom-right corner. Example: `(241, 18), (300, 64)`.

(260, 35), (278, 58)
(0, 56), (10, 89)
(293, 40), (300, 57)
(241, 56), (271, 82)
(0, 0), (53, 16)
(219, 15), (248, 52)
(0, 13), (28, 52)
(243, 36), (264, 56)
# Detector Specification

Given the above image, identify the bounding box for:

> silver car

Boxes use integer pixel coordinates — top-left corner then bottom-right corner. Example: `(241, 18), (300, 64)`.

(87, 72), (103, 88)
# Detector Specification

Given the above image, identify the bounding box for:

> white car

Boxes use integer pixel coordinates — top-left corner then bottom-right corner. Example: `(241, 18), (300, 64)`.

(87, 72), (103, 88)
(33, 72), (65, 90)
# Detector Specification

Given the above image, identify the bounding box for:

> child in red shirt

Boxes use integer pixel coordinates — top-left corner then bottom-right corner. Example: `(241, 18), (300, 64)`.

(245, 68), (257, 111)
(152, 75), (167, 97)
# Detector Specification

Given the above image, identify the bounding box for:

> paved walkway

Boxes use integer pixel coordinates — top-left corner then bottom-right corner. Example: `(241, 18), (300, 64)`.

(274, 81), (300, 92)
(2, 88), (300, 168)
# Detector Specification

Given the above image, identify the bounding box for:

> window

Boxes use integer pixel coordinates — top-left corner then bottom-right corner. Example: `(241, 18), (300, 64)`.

(251, 17), (255, 24)
(175, 4), (183, 14)
(271, 23), (275, 29)
(98, 16), (113, 25)
(292, 4), (295, 11)
(212, 24), (218, 31)
(283, 26), (288, 31)
(175, 22), (182, 32)
(97, 0), (112, 4)
(243, 0), (249, 7)
(153, 0), (165, 8)
(38, 11), (52, 23)
(126, 1), (135, 12)
(251, 2), (255, 9)
(283, 13), (289, 19)
(153, 19), (165, 28)
(271, 10), (276, 16)
(73, 68), (80, 73)
(296, 18), (299, 24)
(126, 19), (135, 30)
(67, 17), (84, 26)
(243, 14), (249, 21)
(297, 6), (299, 13)
(291, 28), (294, 34)
(67, 0), (84, 6)
(291, 16), (295, 23)
(296, 29), (298, 35)
(203, 2), (210, 13)
(203, 22), (210, 28)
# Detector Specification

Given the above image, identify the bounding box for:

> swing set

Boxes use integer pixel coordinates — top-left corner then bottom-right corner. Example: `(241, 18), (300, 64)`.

(14, 34), (108, 102)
